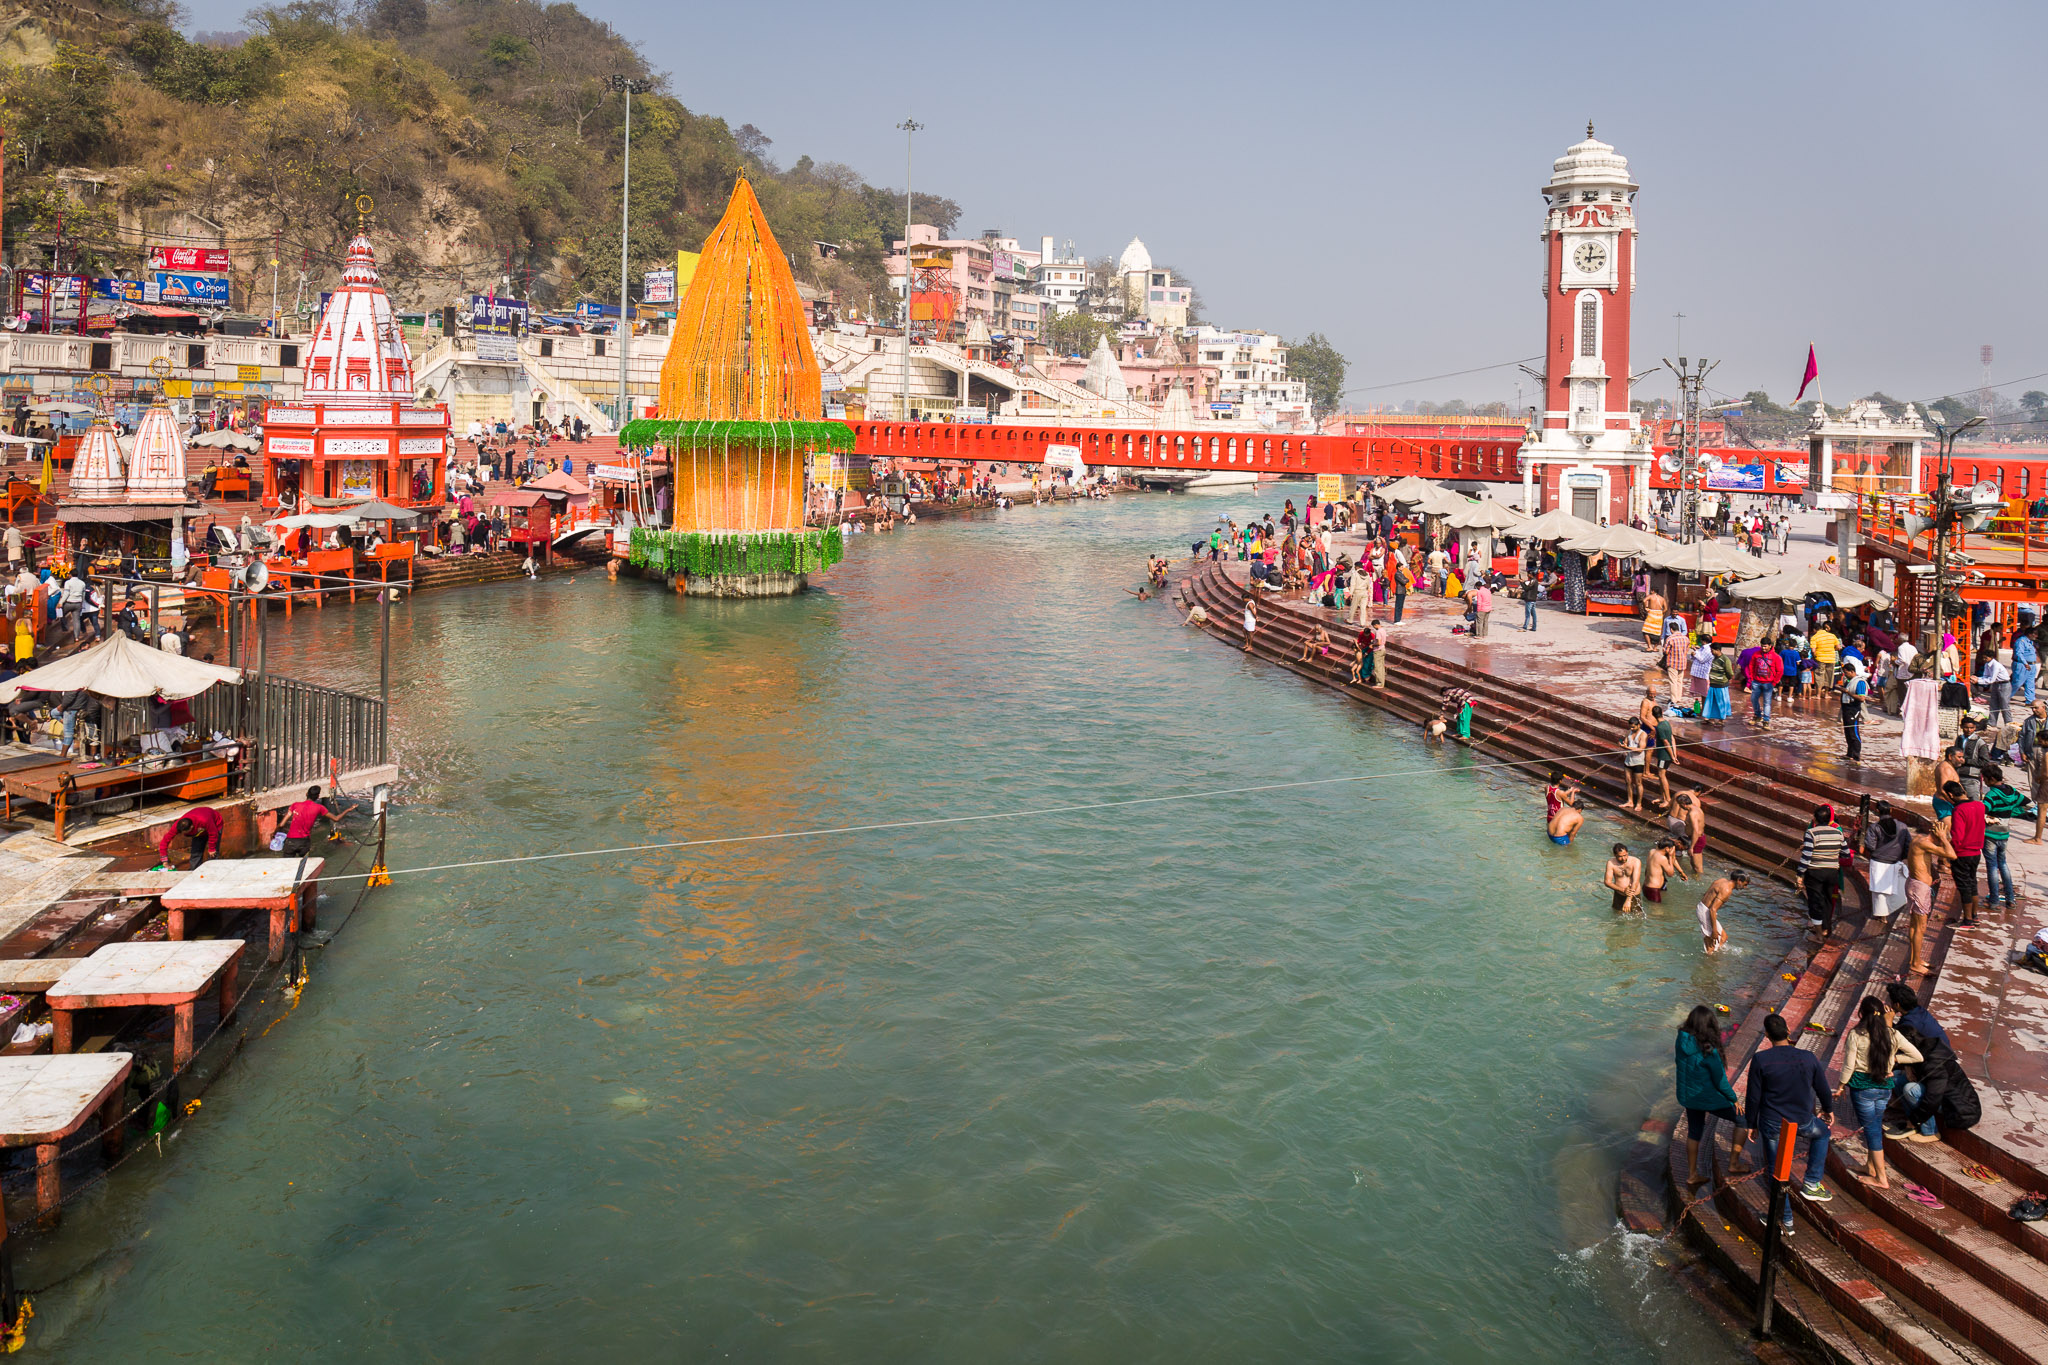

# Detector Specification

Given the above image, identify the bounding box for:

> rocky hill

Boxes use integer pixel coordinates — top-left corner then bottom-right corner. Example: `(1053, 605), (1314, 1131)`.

(0, 0), (958, 317)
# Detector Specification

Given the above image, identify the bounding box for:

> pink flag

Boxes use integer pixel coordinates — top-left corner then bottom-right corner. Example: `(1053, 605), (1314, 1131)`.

(1794, 345), (1818, 403)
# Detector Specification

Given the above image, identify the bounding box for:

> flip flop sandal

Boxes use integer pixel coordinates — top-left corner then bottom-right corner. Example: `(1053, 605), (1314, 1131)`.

(1781, 973), (1801, 981)
(1961, 1161), (2003, 1184)
(1904, 1182), (1945, 1209)
(1805, 1022), (1831, 1034)
(2011, 1194), (2047, 1222)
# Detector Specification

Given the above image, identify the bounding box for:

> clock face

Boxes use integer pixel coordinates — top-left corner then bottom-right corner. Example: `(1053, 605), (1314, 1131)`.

(1573, 240), (1609, 273)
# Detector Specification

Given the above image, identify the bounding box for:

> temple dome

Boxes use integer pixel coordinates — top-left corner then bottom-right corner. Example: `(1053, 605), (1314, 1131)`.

(1117, 237), (1152, 276)
(1547, 123), (1637, 193)
(301, 232), (416, 404)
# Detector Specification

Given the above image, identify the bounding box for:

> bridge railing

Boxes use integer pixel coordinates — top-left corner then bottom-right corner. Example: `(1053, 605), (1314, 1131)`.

(846, 419), (1527, 481)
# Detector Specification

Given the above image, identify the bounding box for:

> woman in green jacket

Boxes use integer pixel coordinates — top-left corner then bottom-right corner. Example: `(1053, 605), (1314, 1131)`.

(1676, 1004), (1751, 1189)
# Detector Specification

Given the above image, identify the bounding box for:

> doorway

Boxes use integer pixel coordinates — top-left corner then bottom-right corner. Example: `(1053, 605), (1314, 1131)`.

(1571, 488), (1599, 523)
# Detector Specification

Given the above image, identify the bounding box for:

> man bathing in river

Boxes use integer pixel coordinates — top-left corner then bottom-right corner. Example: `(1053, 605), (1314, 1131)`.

(1645, 837), (1688, 905)
(1545, 772), (1584, 844)
(1297, 624), (1332, 662)
(1671, 791), (1707, 875)
(1605, 843), (1644, 914)
(1697, 870), (1749, 953)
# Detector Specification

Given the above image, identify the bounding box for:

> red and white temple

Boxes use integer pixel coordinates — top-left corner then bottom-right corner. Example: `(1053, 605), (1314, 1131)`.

(57, 399), (196, 551)
(260, 233), (449, 509)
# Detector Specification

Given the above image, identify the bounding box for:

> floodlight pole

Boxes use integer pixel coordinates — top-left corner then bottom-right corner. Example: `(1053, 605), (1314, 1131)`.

(1925, 415), (1988, 655)
(897, 119), (922, 423)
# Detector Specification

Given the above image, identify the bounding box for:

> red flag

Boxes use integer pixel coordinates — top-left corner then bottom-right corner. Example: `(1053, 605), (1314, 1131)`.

(1793, 345), (1818, 403)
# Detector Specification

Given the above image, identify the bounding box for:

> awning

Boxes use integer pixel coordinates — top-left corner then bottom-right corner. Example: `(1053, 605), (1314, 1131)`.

(122, 304), (201, 318)
(56, 503), (191, 524)
(0, 631), (241, 703)
(485, 487), (547, 508)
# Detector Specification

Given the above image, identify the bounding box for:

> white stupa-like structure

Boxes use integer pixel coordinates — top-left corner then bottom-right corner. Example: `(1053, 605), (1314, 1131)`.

(68, 423), (126, 501)
(126, 401), (190, 501)
(261, 230), (450, 508)
(1082, 333), (1128, 401)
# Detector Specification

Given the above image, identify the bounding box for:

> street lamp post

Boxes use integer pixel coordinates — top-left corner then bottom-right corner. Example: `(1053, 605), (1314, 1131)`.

(1925, 414), (1990, 655)
(896, 119), (922, 424)
(610, 75), (652, 432)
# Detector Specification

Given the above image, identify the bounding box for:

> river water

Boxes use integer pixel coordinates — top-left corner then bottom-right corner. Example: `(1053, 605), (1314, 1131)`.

(24, 484), (1803, 1360)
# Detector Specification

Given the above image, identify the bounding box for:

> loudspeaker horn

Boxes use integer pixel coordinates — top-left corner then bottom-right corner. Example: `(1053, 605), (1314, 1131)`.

(1658, 453), (1683, 475)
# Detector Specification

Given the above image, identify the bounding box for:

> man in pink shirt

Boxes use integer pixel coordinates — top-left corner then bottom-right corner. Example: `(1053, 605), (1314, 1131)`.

(1943, 780), (1986, 927)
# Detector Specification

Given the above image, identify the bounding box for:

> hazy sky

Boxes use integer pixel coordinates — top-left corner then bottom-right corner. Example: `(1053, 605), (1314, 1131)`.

(183, 0), (2047, 413)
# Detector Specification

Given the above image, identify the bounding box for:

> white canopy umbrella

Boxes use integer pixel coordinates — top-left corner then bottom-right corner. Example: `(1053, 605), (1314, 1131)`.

(1411, 487), (1473, 516)
(1642, 537), (1771, 579)
(1562, 523), (1675, 559)
(0, 632), (241, 703)
(1376, 476), (1447, 505)
(190, 428), (260, 452)
(1510, 507), (1602, 542)
(1442, 499), (1529, 532)
(265, 512), (361, 530)
(1728, 564), (1891, 609)
(30, 401), (95, 415)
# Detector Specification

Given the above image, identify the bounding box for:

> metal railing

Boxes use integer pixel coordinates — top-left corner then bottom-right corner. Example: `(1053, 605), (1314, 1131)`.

(187, 672), (386, 793)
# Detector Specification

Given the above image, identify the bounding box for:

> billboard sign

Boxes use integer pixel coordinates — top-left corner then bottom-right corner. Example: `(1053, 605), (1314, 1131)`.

(1702, 457), (1765, 492)
(155, 272), (230, 305)
(469, 294), (530, 335)
(90, 278), (158, 303)
(642, 268), (676, 304)
(150, 246), (230, 272)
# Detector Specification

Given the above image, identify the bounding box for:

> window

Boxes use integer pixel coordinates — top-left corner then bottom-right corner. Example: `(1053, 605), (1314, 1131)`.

(89, 342), (113, 371)
(593, 338), (606, 357)
(1578, 295), (1598, 358)
(279, 344), (299, 368)
(538, 338), (553, 358)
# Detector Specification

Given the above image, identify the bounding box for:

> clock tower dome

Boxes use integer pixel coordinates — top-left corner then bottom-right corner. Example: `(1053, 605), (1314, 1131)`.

(1520, 124), (1650, 524)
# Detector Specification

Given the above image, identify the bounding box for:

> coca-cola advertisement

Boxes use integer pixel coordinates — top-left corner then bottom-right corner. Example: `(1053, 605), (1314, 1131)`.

(149, 245), (230, 272)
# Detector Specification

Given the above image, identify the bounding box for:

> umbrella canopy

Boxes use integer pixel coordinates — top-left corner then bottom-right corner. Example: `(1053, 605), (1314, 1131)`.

(190, 428), (260, 452)
(0, 632), (241, 704)
(1728, 564), (1891, 609)
(1441, 499), (1529, 532)
(524, 469), (592, 496)
(337, 500), (421, 521)
(1510, 507), (1602, 542)
(1375, 475), (1447, 505)
(1561, 523), (1675, 559)
(265, 512), (361, 530)
(1411, 487), (1473, 516)
(30, 401), (96, 415)
(1642, 537), (1771, 579)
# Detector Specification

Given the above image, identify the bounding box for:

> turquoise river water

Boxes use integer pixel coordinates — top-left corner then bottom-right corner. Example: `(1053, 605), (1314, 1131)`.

(21, 483), (1805, 1360)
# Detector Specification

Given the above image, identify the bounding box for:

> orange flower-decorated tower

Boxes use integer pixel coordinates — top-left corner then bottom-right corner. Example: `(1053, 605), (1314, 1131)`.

(625, 176), (846, 595)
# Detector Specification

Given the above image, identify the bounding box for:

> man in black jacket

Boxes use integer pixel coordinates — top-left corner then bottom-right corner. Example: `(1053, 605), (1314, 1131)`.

(1744, 1012), (1835, 1231)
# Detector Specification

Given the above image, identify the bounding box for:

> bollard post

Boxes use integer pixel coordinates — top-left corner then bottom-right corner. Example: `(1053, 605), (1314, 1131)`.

(1755, 1116), (1799, 1339)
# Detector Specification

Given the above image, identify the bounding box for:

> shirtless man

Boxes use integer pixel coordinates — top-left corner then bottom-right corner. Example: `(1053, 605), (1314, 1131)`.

(1642, 587), (1667, 653)
(1904, 822), (1956, 975)
(1297, 624), (1331, 663)
(1547, 782), (1585, 845)
(1637, 686), (1661, 733)
(1604, 843), (1644, 914)
(1671, 791), (1708, 875)
(1697, 870), (1750, 953)
(1645, 837), (1688, 906)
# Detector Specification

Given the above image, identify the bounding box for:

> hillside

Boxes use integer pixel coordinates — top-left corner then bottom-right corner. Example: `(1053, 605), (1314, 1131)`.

(0, 0), (958, 317)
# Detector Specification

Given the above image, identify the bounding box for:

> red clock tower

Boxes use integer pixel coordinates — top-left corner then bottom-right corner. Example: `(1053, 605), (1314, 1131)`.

(1521, 124), (1649, 524)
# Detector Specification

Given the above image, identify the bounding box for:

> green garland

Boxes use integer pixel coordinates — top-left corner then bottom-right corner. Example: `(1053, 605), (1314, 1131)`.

(628, 527), (844, 578)
(618, 418), (856, 452)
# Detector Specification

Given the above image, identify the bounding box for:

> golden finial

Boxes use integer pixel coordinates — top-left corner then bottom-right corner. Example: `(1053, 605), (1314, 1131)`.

(354, 193), (375, 233)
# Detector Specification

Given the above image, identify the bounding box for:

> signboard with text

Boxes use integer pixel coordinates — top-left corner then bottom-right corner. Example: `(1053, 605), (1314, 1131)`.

(150, 246), (230, 272)
(642, 268), (676, 304)
(469, 294), (530, 335)
(156, 272), (230, 305)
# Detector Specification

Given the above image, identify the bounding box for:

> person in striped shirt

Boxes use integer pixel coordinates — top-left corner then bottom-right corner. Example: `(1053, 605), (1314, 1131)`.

(1799, 805), (1848, 935)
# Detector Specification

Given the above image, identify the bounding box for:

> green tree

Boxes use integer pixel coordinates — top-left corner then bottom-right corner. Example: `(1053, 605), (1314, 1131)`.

(1044, 312), (1109, 358)
(2020, 391), (2048, 424)
(1927, 395), (1980, 431)
(1286, 332), (1347, 417)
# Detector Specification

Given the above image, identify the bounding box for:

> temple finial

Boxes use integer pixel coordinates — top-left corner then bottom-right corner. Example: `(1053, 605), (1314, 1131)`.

(1586, 120), (1595, 139)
